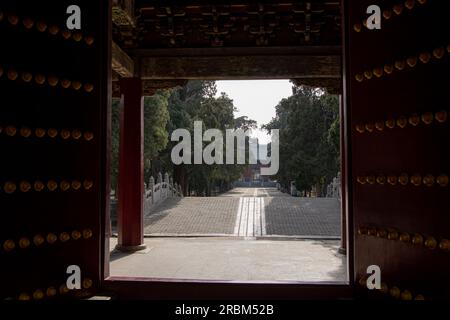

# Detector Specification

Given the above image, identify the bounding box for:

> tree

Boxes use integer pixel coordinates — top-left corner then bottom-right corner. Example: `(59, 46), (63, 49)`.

(262, 85), (340, 196)
(143, 91), (170, 181)
(110, 92), (171, 194)
(158, 81), (255, 196)
(111, 80), (257, 197)
(159, 81), (214, 195)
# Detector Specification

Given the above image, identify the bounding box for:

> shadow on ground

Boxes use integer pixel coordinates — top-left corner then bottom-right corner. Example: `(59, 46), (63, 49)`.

(109, 237), (347, 282)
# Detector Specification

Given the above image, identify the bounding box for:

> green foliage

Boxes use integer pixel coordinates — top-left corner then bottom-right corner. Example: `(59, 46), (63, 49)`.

(235, 115), (257, 131)
(110, 80), (253, 197)
(111, 82), (339, 197)
(160, 81), (251, 196)
(263, 86), (340, 196)
(110, 91), (171, 193)
(143, 91), (170, 181)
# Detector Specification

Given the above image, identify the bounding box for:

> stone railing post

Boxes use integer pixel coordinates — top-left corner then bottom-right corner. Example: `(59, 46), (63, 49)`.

(157, 172), (162, 184)
(149, 176), (155, 204)
(164, 172), (169, 198)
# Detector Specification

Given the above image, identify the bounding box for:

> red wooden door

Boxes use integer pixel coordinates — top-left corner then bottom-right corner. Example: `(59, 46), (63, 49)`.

(344, 0), (450, 299)
(0, 1), (110, 300)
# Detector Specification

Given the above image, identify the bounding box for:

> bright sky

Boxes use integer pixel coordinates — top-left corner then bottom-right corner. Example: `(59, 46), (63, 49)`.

(216, 80), (293, 144)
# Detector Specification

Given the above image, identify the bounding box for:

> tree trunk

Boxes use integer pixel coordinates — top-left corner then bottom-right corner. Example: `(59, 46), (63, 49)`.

(173, 164), (189, 196)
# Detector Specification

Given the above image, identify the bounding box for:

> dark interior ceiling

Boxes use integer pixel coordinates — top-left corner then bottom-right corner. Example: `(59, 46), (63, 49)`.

(111, 1), (342, 94)
(113, 1), (342, 49)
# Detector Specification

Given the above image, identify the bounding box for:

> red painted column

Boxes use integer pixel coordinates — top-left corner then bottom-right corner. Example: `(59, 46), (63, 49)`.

(117, 78), (146, 251)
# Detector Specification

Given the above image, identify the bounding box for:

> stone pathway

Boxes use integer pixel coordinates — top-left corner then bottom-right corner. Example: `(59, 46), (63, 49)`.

(113, 188), (345, 282)
(143, 187), (341, 238)
(144, 197), (239, 236)
(264, 197), (340, 237)
(110, 237), (347, 282)
(220, 187), (290, 198)
(234, 197), (266, 237)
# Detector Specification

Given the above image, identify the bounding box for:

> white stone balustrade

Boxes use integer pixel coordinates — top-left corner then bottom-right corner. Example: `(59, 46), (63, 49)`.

(144, 172), (183, 214)
(326, 172), (341, 199)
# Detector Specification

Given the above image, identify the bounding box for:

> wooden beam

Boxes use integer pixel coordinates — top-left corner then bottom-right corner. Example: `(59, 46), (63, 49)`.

(112, 41), (135, 78)
(112, 79), (188, 97)
(142, 79), (188, 96)
(137, 1), (340, 12)
(139, 55), (340, 80)
(129, 46), (342, 57)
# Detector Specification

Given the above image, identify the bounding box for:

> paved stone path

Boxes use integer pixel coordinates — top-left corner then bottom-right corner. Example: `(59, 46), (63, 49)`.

(220, 187), (290, 198)
(110, 237), (347, 282)
(234, 197), (266, 237)
(144, 187), (340, 238)
(264, 197), (340, 237)
(144, 197), (239, 236)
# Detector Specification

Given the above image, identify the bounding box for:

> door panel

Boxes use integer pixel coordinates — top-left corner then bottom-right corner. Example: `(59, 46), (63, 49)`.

(0, 1), (110, 300)
(345, 0), (450, 299)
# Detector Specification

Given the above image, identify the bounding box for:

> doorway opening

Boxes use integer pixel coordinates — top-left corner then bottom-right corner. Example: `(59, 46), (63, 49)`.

(108, 79), (347, 283)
